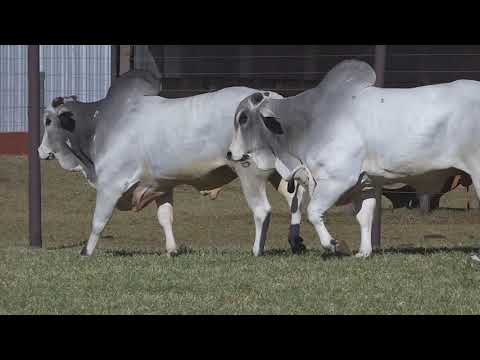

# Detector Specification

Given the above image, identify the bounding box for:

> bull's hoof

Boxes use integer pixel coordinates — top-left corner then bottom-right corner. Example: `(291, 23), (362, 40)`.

(471, 254), (480, 263)
(291, 236), (306, 254)
(166, 249), (178, 258)
(80, 246), (90, 257)
(329, 239), (351, 256)
(355, 251), (371, 259)
(252, 248), (264, 257)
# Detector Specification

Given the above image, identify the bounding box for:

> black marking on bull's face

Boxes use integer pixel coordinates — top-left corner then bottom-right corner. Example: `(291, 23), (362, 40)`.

(287, 177), (296, 193)
(261, 115), (284, 135)
(251, 92), (264, 105)
(238, 111), (248, 126)
(45, 117), (52, 126)
(59, 111), (76, 132)
(51, 97), (64, 108)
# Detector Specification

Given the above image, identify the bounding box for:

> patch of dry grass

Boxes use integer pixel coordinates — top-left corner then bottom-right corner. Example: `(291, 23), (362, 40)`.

(1, 155), (480, 314)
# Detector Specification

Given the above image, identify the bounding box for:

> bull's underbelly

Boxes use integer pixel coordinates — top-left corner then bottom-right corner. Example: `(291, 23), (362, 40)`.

(116, 165), (237, 212)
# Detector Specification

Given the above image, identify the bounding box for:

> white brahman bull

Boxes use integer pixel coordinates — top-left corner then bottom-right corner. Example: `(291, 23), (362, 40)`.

(38, 71), (305, 257)
(228, 59), (480, 259)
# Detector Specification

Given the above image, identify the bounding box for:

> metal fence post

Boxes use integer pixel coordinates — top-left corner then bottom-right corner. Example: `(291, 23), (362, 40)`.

(111, 45), (120, 84)
(371, 45), (387, 250)
(28, 45), (42, 248)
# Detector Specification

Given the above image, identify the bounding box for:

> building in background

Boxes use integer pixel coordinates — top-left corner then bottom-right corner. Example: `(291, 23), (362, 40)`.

(0, 45), (111, 154)
(133, 45), (480, 98)
(4, 45), (480, 154)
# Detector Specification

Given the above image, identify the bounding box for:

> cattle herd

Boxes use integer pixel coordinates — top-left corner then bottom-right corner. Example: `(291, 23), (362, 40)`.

(38, 60), (480, 261)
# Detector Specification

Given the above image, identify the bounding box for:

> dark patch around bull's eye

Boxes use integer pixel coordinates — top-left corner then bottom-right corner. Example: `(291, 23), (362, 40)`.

(262, 115), (284, 135)
(238, 112), (248, 125)
(45, 118), (52, 126)
(58, 111), (76, 132)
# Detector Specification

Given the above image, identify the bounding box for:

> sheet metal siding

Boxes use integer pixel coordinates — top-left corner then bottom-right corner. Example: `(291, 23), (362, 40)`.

(0, 45), (111, 132)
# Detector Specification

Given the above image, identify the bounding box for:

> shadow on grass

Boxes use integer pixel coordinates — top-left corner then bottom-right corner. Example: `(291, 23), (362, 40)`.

(46, 244), (480, 259)
(375, 245), (480, 256)
(103, 245), (194, 257)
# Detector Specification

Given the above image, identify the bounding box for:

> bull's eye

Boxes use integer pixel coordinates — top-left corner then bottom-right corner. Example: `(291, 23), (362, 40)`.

(45, 118), (52, 126)
(238, 112), (248, 125)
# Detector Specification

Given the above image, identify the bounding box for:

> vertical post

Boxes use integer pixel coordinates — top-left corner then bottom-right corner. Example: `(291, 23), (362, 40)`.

(28, 45), (42, 248)
(371, 45), (387, 250)
(129, 45), (135, 72)
(39, 71), (45, 139)
(419, 193), (432, 214)
(111, 45), (120, 84)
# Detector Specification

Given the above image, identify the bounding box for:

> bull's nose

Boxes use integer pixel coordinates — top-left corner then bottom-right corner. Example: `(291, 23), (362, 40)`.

(47, 153), (55, 160)
(226, 151), (232, 160)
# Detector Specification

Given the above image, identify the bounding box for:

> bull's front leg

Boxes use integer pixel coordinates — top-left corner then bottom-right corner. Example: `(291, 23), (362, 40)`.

(307, 177), (358, 255)
(236, 166), (272, 256)
(268, 173), (306, 254)
(155, 191), (177, 257)
(81, 187), (123, 256)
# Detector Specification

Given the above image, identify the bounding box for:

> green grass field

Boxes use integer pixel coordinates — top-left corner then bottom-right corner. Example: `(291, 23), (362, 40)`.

(1, 155), (480, 314)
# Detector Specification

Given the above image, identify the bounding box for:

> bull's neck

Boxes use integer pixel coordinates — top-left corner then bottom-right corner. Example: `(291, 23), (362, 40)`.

(67, 100), (101, 186)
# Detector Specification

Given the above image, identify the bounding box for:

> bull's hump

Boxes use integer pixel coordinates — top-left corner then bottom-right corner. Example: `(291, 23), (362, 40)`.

(318, 59), (376, 93)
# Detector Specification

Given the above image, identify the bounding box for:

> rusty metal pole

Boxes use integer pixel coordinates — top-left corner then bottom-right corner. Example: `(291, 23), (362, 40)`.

(371, 45), (387, 250)
(28, 45), (42, 248)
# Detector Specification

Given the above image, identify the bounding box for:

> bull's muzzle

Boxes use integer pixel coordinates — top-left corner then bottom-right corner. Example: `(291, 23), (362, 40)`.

(226, 151), (250, 162)
(39, 152), (55, 160)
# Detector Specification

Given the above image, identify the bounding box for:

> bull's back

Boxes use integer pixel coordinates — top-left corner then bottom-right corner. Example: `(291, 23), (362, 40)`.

(101, 87), (262, 180)
(354, 80), (480, 175)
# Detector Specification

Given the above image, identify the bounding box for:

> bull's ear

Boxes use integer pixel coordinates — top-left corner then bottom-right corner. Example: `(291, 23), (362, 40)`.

(251, 92), (264, 106)
(59, 111), (75, 132)
(261, 115), (284, 135)
(51, 97), (64, 108)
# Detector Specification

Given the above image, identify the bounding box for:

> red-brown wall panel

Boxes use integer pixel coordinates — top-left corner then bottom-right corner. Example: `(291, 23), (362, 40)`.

(0, 133), (28, 155)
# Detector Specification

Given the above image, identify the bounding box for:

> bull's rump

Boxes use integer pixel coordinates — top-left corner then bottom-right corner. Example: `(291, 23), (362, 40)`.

(353, 80), (480, 177)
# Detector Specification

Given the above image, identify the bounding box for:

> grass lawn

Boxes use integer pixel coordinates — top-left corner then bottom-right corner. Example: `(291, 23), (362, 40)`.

(1, 155), (480, 314)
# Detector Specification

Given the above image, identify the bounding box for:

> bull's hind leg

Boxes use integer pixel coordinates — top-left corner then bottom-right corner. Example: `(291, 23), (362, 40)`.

(81, 187), (123, 256)
(155, 191), (177, 256)
(352, 191), (376, 258)
(461, 164), (480, 262)
(268, 172), (306, 254)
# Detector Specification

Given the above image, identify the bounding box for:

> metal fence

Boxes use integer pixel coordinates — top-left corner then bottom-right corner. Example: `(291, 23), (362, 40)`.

(0, 45), (111, 133)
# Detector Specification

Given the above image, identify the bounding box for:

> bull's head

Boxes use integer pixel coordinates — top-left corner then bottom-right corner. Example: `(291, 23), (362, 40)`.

(227, 91), (285, 170)
(38, 96), (80, 171)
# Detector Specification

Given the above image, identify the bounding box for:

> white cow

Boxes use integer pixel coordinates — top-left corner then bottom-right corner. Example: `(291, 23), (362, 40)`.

(39, 71), (306, 257)
(228, 59), (480, 259)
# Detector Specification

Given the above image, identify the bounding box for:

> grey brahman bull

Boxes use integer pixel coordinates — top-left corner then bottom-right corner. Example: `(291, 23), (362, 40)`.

(228, 59), (480, 259)
(39, 71), (305, 257)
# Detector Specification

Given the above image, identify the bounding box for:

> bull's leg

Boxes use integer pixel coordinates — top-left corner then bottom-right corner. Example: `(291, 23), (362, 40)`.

(352, 195), (376, 258)
(307, 178), (358, 255)
(155, 191), (177, 256)
(268, 173), (306, 254)
(81, 187), (123, 256)
(236, 167), (272, 256)
(458, 163), (480, 262)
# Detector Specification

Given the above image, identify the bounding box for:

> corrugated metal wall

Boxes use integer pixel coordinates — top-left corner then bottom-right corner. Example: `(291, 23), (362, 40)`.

(0, 45), (111, 133)
(0, 45), (28, 132)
